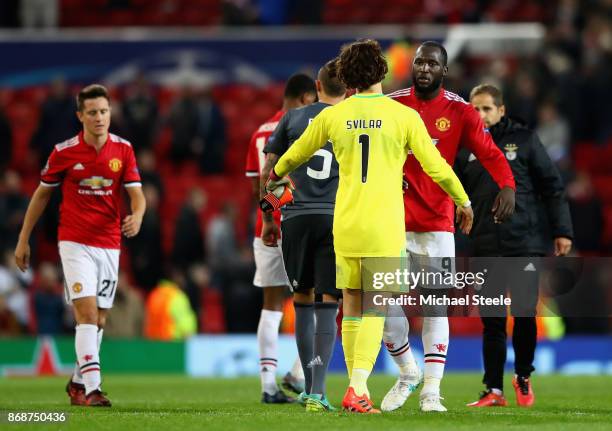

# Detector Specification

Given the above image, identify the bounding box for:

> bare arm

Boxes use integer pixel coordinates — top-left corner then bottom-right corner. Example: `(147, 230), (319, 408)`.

(122, 186), (146, 238)
(249, 177), (260, 207)
(15, 185), (54, 271)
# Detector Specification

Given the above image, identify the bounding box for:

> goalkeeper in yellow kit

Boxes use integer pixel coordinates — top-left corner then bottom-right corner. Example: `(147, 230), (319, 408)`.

(265, 39), (473, 413)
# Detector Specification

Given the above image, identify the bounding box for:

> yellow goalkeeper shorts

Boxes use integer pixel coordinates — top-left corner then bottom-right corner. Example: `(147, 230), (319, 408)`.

(335, 255), (362, 290)
(336, 249), (407, 291)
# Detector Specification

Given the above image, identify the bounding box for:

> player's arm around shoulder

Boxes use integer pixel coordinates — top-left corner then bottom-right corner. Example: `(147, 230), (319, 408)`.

(275, 110), (330, 178)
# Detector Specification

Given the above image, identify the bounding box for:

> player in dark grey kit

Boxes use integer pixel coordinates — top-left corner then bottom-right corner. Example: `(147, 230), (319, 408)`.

(261, 59), (346, 412)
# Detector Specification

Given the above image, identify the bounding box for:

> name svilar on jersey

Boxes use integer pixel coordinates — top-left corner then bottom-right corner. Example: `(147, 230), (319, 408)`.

(346, 119), (382, 130)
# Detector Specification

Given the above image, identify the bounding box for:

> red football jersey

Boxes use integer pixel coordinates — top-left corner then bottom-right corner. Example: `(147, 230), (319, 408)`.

(389, 87), (515, 232)
(40, 132), (142, 249)
(245, 110), (283, 238)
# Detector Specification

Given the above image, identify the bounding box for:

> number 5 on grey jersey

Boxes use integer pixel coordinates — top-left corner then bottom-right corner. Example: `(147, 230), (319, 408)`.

(264, 102), (338, 220)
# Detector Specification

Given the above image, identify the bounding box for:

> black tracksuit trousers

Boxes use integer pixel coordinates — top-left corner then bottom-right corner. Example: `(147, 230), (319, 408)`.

(478, 257), (540, 390)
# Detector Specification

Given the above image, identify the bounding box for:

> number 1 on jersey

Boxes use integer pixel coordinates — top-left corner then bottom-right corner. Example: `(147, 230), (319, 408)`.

(358, 134), (369, 183)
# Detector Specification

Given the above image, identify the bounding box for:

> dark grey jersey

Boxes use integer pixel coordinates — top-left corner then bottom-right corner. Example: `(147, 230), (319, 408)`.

(264, 102), (338, 220)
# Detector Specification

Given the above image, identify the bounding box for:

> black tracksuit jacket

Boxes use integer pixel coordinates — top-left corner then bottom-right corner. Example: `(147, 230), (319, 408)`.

(454, 116), (573, 256)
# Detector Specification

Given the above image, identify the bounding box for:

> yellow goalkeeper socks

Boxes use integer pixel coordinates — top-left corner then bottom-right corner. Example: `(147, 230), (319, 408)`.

(353, 315), (385, 370)
(350, 315), (385, 396)
(341, 317), (362, 379)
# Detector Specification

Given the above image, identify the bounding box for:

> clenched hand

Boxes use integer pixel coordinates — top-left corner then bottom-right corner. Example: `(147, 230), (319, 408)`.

(492, 186), (515, 224)
(554, 237), (572, 256)
(261, 220), (280, 247)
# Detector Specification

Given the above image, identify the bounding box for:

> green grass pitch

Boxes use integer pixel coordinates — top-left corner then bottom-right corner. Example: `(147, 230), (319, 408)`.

(1, 374), (610, 430)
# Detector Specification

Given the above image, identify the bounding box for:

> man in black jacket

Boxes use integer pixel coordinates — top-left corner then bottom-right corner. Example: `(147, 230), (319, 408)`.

(455, 84), (573, 408)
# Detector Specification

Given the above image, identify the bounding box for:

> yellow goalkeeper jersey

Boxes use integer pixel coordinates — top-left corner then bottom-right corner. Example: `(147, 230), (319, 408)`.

(274, 93), (469, 257)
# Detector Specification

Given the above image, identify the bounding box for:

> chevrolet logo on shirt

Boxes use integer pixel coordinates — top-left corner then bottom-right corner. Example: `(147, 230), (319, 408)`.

(79, 176), (113, 190)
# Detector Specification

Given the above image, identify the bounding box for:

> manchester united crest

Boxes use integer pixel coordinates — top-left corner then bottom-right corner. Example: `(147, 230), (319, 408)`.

(72, 283), (83, 293)
(108, 158), (122, 172)
(435, 117), (451, 132)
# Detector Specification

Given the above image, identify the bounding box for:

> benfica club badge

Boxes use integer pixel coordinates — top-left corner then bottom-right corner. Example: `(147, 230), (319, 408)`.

(504, 143), (518, 161)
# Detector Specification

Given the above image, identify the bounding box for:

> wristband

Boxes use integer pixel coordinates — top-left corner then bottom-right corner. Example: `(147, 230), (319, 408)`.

(269, 169), (281, 181)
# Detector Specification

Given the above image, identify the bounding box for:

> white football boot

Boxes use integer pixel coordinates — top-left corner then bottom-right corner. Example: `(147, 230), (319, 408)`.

(419, 392), (447, 412)
(381, 368), (423, 412)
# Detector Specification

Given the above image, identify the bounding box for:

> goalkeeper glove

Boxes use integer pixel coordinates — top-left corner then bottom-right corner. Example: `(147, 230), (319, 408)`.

(264, 169), (295, 192)
(260, 170), (295, 212)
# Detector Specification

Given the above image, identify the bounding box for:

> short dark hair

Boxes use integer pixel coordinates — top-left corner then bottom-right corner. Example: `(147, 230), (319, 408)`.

(284, 73), (317, 100)
(470, 84), (504, 107)
(318, 58), (346, 97)
(77, 84), (110, 111)
(337, 39), (388, 92)
(419, 41), (448, 66)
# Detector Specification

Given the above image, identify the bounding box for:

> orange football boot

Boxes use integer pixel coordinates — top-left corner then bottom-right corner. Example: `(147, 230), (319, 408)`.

(467, 390), (508, 407)
(512, 375), (535, 407)
(342, 387), (381, 414)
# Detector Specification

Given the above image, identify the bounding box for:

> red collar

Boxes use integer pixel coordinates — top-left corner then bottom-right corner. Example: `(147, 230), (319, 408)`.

(409, 86), (446, 105)
(79, 131), (110, 153)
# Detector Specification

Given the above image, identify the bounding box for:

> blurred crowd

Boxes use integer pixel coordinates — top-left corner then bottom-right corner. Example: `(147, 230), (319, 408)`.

(0, 1), (610, 28)
(0, 0), (610, 337)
